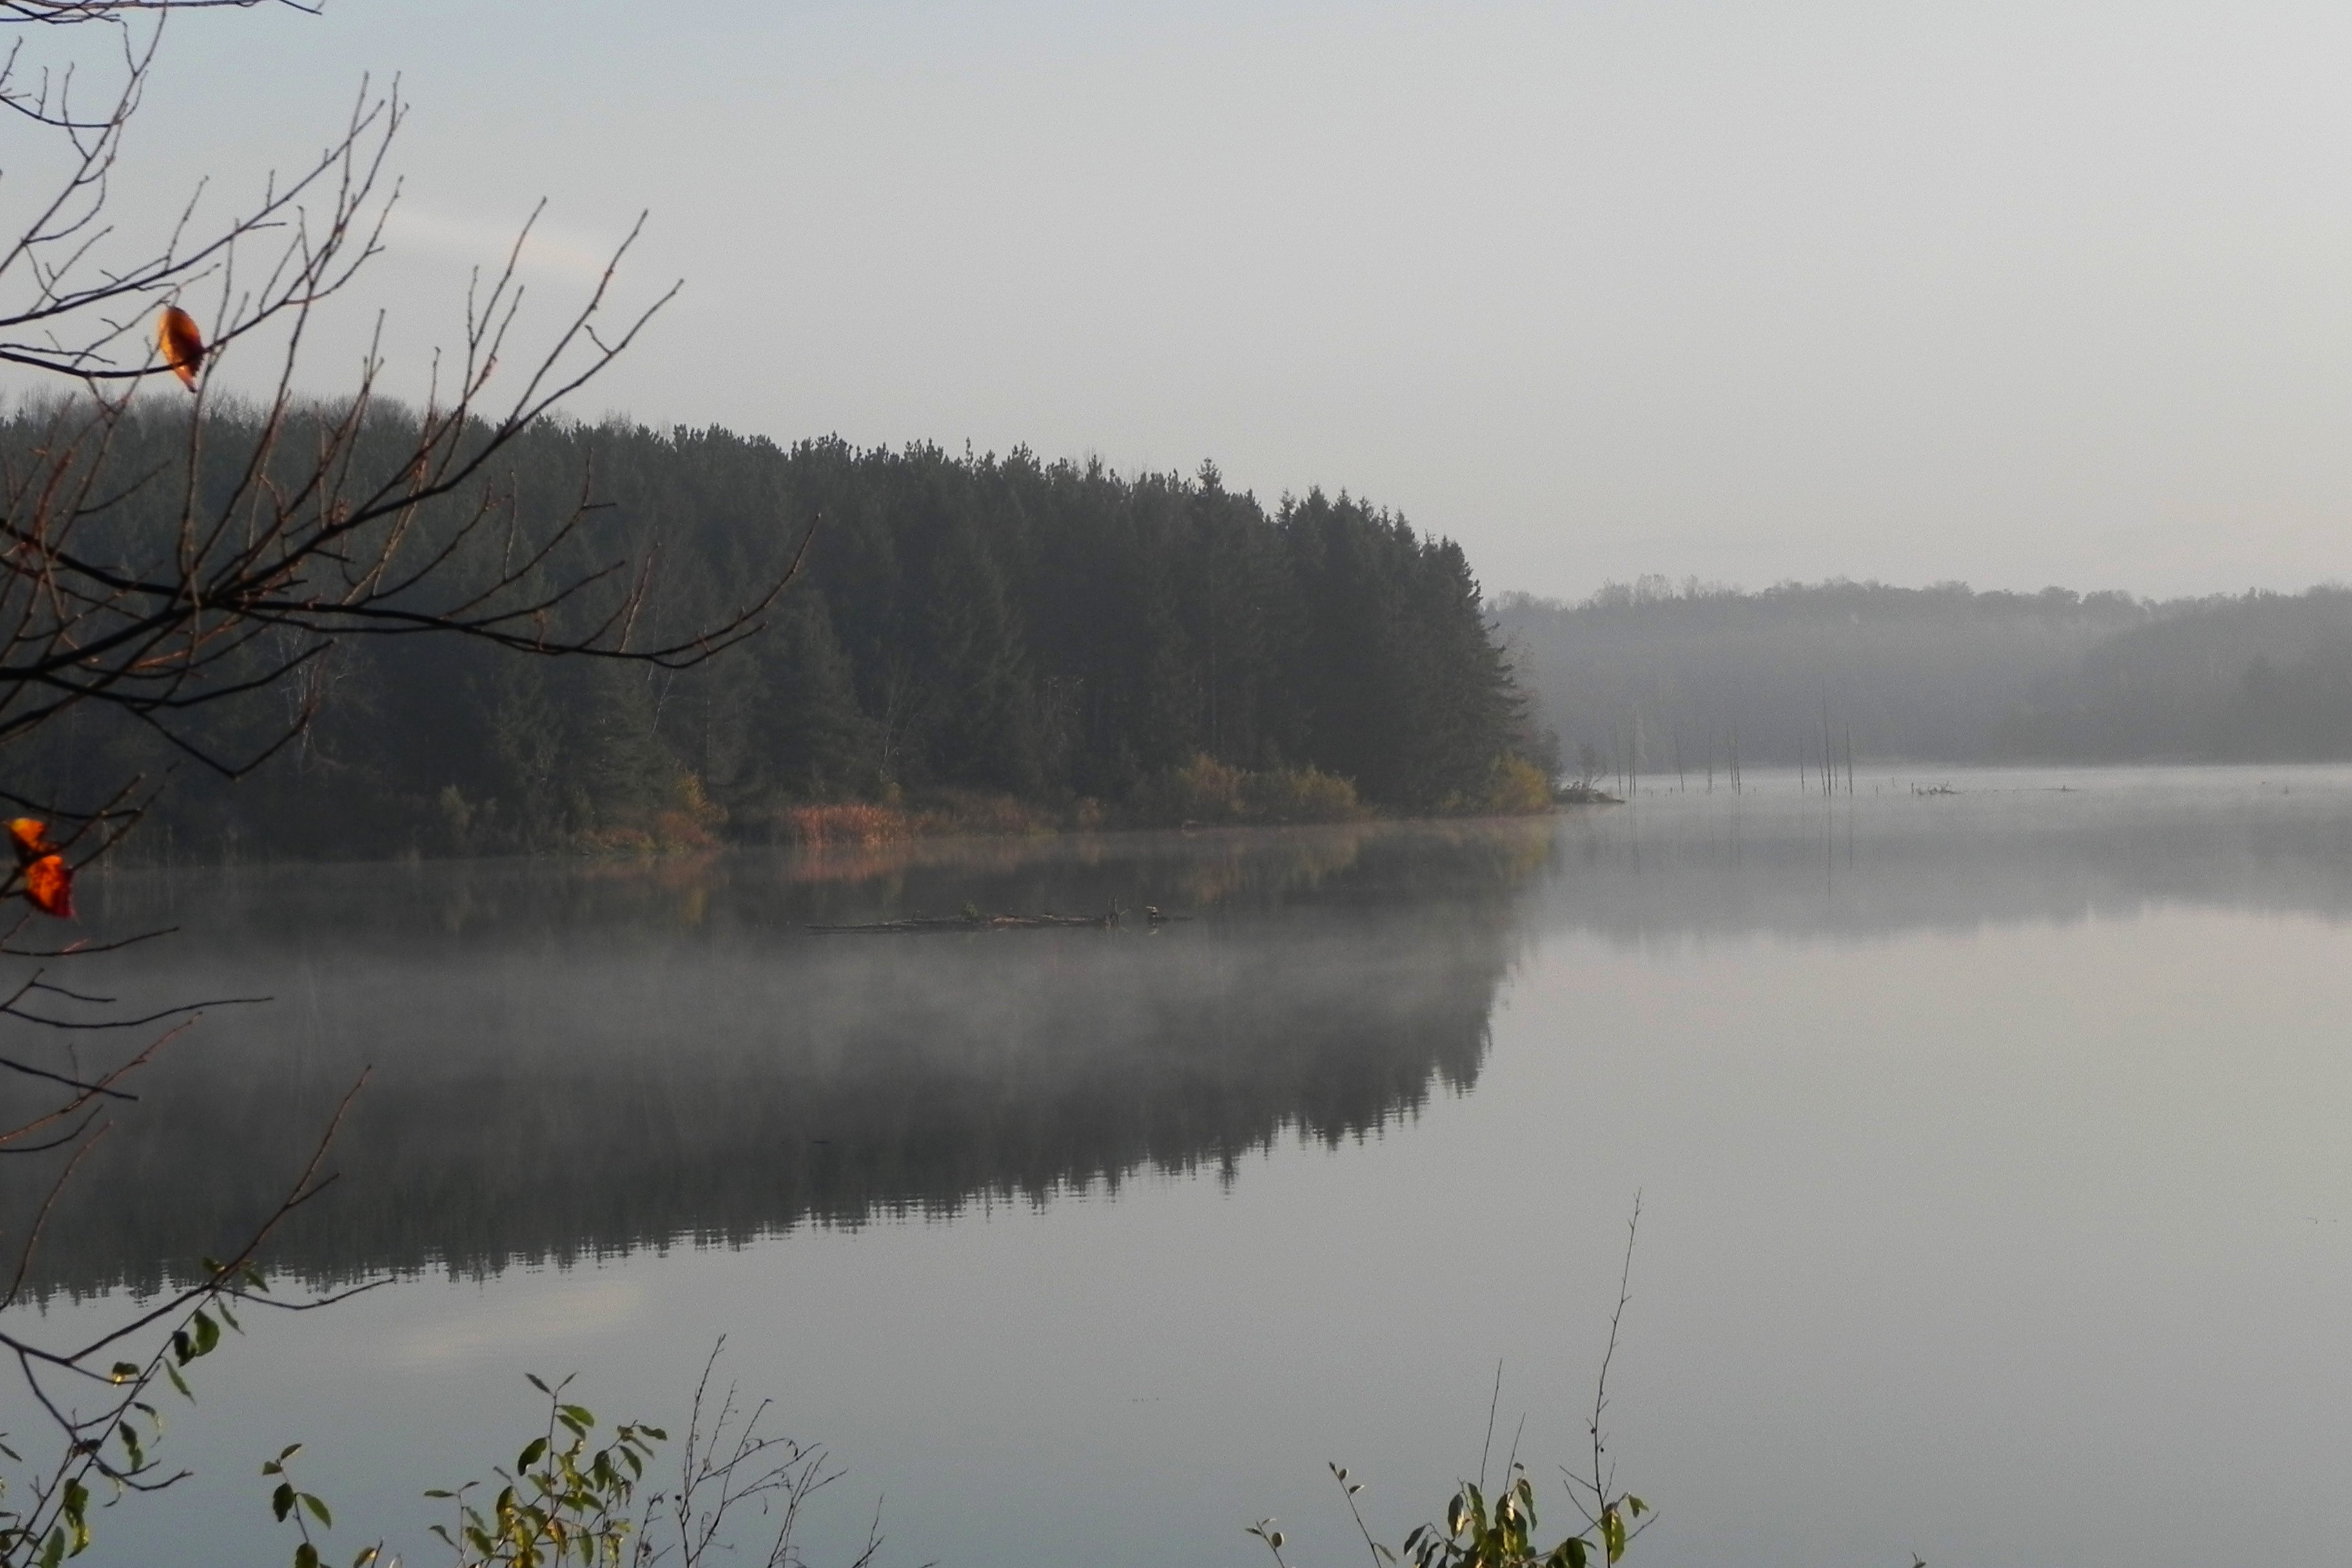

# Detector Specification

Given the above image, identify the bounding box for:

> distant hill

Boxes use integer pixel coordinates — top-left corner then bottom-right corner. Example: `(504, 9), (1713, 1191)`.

(1494, 577), (2352, 770)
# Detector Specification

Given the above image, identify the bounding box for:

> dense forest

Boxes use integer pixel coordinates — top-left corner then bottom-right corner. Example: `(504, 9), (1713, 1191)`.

(1498, 577), (2352, 770)
(12, 404), (1547, 859)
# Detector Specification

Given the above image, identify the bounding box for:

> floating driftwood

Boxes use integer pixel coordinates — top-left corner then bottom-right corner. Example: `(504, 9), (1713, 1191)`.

(809, 905), (1189, 936)
(1554, 783), (1624, 806)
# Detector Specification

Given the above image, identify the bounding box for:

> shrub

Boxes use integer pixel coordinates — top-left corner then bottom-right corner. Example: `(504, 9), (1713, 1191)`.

(1480, 756), (1556, 816)
(1135, 754), (1369, 826)
(1243, 763), (1366, 823)
(785, 803), (911, 847)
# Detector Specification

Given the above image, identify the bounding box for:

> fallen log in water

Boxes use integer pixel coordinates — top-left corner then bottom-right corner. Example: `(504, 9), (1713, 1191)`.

(808, 905), (1191, 935)
(807, 913), (1106, 935)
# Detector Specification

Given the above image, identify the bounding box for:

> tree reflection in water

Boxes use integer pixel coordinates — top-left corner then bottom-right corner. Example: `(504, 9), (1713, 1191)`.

(2, 821), (1556, 1299)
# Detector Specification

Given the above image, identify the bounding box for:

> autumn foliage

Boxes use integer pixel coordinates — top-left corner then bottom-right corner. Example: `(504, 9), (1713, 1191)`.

(155, 306), (204, 390)
(7, 818), (72, 918)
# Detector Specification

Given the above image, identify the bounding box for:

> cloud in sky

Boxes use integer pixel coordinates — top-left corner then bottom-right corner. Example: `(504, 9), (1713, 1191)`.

(380, 204), (628, 287)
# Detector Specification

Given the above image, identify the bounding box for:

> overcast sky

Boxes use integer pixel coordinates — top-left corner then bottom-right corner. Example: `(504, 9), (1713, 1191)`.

(42, 1), (2352, 601)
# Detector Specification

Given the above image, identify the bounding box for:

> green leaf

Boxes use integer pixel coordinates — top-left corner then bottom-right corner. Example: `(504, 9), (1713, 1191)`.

(63, 1480), (90, 1554)
(295, 1544), (319, 1568)
(302, 1494), (332, 1527)
(39, 1524), (64, 1568)
(164, 1362), (191, 1400)
(558, 1405), (594, 1430)
(190, 1311), (220, 1357)
(352, 1549), (378, 1568)
(518, 1438), (548, 1471)
(107, 1362), (139, 1385)
(273, 1483), (297, 1522)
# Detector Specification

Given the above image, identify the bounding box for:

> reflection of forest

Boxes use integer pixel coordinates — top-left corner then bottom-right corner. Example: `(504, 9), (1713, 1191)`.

(2, 823), (1554, 1298)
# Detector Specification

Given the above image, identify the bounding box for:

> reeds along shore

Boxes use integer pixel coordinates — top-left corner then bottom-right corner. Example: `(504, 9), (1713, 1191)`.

(774, 752), (1558, 852)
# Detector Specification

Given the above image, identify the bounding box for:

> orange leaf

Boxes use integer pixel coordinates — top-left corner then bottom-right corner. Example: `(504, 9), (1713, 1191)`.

(24, 854), (72, 919)
(6, 817), (55, 865)
(157, 306), (205, 391)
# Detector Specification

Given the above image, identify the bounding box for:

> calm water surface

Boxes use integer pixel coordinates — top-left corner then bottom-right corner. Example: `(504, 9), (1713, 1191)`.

(17, 766), (2352, 1567)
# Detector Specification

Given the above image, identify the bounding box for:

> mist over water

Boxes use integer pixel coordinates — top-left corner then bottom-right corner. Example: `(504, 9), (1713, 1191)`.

(6, 825), (1541, 1296)
(23, 770), (2352, 1567)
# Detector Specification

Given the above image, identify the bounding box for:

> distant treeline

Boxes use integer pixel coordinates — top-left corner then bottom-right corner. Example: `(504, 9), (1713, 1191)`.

(15, 406), (1544, 858)
(1497, 576), (2352, 770)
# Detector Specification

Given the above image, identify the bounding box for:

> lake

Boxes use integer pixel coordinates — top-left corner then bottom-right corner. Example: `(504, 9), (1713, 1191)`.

(15, 765), (2352, 1567)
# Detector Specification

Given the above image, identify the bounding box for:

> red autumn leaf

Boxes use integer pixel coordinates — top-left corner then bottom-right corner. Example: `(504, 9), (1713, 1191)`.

(157, 306), (205, 391)
(6, 817), (55, 865)
(24, 853), (73, 919)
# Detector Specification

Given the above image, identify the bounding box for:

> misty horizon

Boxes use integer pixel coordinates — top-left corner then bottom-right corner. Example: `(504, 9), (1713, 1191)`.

(12, 2), (2349, 602)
